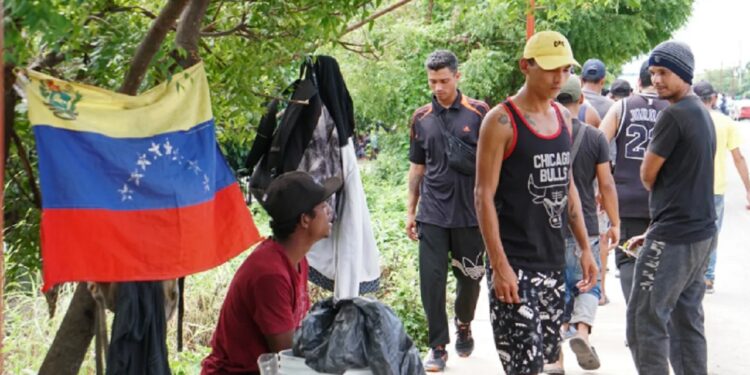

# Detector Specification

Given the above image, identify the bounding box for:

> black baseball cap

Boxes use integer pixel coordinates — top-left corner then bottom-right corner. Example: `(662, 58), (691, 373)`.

(693, 80), (716, 99)
(261, 171), (342, 224)
(610, 79), (632, 98)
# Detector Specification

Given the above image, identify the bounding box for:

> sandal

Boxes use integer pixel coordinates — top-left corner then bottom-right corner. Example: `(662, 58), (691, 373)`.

(542, 363), (565, 374)
(570, 336), (601, 370)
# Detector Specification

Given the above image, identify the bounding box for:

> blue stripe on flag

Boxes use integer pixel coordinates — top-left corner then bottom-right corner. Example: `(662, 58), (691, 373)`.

(34, 119), (237, 210)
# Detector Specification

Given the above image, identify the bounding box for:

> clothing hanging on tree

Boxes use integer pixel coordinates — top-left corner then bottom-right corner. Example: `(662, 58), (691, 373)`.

(246, 55), (380, 299)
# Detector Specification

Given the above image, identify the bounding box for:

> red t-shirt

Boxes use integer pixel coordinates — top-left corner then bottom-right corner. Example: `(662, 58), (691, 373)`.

(201, 239), (310, 374)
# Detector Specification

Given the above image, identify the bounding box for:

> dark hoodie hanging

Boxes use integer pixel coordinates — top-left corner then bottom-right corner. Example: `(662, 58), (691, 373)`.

(312, 55), (355, 146)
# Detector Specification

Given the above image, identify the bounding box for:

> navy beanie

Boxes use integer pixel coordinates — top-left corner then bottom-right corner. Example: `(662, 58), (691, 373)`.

(648, 41), (694, 85)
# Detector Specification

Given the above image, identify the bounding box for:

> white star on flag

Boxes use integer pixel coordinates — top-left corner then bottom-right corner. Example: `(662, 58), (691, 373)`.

(118, 184), (133, 201)
(187, 160), (202, 175)
(128, 170), (144, 186)
(137, 154), (152, 170)
(148, 142), (163, 158)
(203, 174), (210, 191)
(163, 140), (173, 155)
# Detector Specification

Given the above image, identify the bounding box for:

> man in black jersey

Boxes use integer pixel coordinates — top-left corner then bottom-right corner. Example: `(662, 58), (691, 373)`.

(626, 41), (716, 375)
(475, 31), (598, 375)
(600, 61), (669, 302)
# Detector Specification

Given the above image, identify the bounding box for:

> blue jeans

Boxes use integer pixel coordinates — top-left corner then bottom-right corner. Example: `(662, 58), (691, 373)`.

(704, 195), (724, 281)
(563, 236), (601, 326)
(627, 237), (714, 375)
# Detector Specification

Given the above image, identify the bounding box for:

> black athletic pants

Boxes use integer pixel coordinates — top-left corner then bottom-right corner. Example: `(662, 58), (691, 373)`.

(418, 222), (485, 348)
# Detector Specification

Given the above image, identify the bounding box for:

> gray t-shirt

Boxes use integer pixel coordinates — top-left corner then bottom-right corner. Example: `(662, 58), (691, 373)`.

(565, 119), (610, 237)
(582, 89), (614, 119)
(647, 95), (717, 243)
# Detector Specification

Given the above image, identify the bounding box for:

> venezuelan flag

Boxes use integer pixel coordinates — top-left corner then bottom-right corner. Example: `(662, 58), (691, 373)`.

(26, 63), (261, 292)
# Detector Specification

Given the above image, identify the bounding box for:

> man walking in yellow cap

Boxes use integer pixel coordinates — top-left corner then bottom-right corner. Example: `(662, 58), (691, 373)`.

(475, 31), (598, 375)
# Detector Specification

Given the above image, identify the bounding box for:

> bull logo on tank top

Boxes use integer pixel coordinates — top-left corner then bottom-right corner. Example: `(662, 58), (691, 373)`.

(527, 151), (570, 228)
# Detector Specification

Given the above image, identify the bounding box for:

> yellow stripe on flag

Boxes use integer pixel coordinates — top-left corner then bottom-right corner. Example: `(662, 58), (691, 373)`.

(26, 62), (213, 138)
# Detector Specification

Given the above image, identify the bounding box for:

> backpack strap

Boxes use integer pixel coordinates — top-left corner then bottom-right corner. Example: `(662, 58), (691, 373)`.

(571, 118), (588, 163)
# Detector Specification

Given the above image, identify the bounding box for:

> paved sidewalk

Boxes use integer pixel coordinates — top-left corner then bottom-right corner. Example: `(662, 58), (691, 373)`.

(440, 128), (750, 374)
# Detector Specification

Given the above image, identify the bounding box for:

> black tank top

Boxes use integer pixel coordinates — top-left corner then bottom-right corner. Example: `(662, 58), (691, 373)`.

(613, 93), (669, 218)
(495, 99), (571, 271)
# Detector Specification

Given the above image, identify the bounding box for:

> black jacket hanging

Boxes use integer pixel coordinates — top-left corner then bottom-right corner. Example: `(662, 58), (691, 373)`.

(313, 55), (355, 146)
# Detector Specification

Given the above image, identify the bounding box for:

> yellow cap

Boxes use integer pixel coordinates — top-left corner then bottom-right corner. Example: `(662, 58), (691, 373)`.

(523, 31), (580, 70)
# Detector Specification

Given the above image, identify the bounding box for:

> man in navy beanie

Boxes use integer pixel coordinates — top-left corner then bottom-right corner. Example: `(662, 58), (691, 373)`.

(625, 40), (716, 375)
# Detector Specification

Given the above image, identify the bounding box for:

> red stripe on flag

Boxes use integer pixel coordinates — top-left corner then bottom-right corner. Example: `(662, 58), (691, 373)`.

(40, 182), (261, 291)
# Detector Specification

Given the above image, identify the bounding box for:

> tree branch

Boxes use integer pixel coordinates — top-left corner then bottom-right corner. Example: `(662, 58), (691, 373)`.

(337, 41), (381, 60)
(175, 0), (210, 68)
(9, 129), (42, 209)
(200, 13), (247, 37)
(38, 284), (97, 375)
(107, 5), (158, 19)
(343, 0), (413, 35)
(120, 0), (190, 95)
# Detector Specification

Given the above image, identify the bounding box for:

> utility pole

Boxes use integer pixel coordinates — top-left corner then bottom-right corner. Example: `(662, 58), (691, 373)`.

(1, 0), (7, 373)
(527, 0), (535, 39)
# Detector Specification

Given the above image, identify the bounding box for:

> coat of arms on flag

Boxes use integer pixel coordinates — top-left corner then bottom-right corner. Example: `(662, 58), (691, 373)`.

(25, 63), (261, 291)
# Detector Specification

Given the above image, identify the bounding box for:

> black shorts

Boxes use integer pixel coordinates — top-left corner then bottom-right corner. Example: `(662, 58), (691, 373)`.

(486, 266), (565, 375)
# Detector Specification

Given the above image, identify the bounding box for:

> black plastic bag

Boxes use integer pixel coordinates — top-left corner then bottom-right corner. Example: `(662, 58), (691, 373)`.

(293, 297), (425, 375)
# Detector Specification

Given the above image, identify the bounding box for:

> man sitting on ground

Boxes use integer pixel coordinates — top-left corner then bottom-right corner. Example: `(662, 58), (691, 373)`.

(202, 171), (341, 375)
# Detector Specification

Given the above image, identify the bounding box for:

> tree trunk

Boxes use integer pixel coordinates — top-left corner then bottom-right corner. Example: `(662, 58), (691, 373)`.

(426, 0), (433, 24)
(3, 65), (15, 170)
(175, 0), (209, 68)
(38, 284), (97, 375)
(1, 8), (6, 372)
(120, 0), (190, 95)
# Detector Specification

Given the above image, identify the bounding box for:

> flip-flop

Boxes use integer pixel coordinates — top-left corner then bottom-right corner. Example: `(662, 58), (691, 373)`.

(569, 336), (601, 370)
(542, 364), (565, 374)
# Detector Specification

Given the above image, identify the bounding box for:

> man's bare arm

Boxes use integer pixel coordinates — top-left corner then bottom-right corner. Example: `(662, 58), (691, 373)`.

(475, 105), (519, 302)
(567, 179), (598, 291)
(731, 148), (750, 208)
(596, 162), (620, 248)
(600, 102), (623, 142)
(265, 331), (293, 353)
(585, 105), (602, 128)
(406, 163), (426, 240)
(475, 106), (512, 270)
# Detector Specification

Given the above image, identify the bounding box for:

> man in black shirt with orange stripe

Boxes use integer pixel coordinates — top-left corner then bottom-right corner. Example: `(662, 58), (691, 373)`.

(406, 50), (489, 372)
(475, 31), (598, 375)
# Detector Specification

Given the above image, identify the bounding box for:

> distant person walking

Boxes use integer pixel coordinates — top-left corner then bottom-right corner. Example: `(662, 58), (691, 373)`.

(626, 41), (716, 375)
(608, 79), (632, 101)
(406, 50), (489, 372)
(694, 80), (750, 294)
(581, 59), (615, 119)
